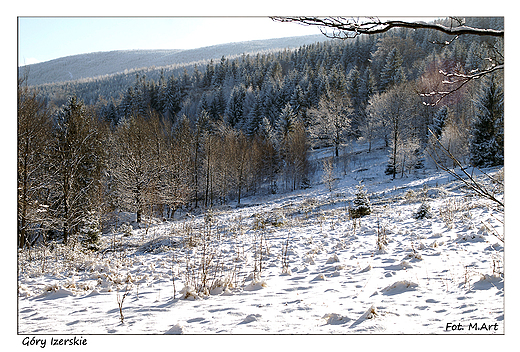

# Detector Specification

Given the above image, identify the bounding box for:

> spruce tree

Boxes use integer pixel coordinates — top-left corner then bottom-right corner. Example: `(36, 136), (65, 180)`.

(431, 105), (448, 138)
(379, 48), (405, 92)
(350, 183), (372, 219)
(469, 74), (504, 167)
(163, 76), (183, 121)
(51, 96), (103, 244)
(225, 84), (246, 127)
(246, 96), (263, 136)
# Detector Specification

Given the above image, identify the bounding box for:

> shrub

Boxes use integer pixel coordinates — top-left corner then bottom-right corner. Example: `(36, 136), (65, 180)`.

(119, 223), (133, 237)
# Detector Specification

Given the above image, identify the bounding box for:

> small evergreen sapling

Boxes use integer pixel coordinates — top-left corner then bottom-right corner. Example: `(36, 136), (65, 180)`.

(80, 212), (101, 250)
(349, 183), (372, 219)
(414, 202), (433, 219)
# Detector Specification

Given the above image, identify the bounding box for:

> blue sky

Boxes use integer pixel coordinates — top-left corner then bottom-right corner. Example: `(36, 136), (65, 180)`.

(18, 17), (325, 65)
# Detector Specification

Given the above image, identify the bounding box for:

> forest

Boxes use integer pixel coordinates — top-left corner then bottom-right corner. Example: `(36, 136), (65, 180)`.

(17, 17), (504, 250)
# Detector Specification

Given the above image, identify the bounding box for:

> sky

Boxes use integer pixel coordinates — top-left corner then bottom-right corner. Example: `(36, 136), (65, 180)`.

(18, 17), (326, 65)
(17, 0), (502, 67)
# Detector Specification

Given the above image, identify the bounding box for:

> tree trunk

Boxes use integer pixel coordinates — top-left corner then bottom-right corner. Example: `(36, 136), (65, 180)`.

(194, 140), (199, 209)
(136, 208), (142, 223)
(19, 147), (29, 248)
(392, 131), (398, 180)
(205, 136), (211, 208)
(63, 174), (69, 244)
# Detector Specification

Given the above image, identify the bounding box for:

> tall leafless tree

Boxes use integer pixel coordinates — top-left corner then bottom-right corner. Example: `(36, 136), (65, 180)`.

(17, 78), (52, 248)
(109, 114), (158, 224)
(308, 91), (352, 158)
(367, 82), (423, 179)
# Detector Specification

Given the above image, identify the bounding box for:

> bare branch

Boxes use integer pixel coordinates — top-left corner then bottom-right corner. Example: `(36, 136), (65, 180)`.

(420, 64), (504, 106)
(271, 17), (504, 38)
(426, 128), (504, 208)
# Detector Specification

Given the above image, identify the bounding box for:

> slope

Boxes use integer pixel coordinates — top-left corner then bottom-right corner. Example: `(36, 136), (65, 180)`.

(19, 34), (329, 86)
(17, 143), (504, 335)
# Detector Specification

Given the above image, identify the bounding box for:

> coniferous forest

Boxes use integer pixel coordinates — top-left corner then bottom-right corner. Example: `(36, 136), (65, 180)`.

(18, 17), (504, 249)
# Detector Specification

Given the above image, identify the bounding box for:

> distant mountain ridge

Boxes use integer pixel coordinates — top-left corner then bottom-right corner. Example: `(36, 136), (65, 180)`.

(19, 34), (330, 87)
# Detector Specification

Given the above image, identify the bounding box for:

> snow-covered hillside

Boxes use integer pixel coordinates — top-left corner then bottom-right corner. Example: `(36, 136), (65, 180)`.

(17, 145), (504, 335)
(19, 34), (328, 87)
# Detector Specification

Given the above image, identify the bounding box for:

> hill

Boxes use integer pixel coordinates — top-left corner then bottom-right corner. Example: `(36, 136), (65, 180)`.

(19, 34), (329, 87)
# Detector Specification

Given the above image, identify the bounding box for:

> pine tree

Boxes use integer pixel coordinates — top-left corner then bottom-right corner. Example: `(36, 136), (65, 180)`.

(209, 88), (227, 121)
(102, 100), (119, 127)
(120, 87), (137, 119)
(212, 56), (228, 87)
(469, 74), (504, 167)
(275, 102), (297, 145)
(347, 66), (362, 110)
(346, 66), (365, 137)
(261, 77), (282, 125)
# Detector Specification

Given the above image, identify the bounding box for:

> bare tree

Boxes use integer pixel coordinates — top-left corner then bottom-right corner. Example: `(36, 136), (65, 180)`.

(110, 114), (158, 224)
(283, 119), (310, 191)
(17, 78), (52, 248)
(160, 117), (192, 219)
(308, 91), (352, 158)
(367, 82), (422, 178)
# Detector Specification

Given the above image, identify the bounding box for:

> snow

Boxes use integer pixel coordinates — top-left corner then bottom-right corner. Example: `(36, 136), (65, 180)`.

(17, 145), (505, 339)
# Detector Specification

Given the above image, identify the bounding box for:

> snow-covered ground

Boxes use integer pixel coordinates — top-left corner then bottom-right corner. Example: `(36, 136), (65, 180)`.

(17, 146), (504, 337)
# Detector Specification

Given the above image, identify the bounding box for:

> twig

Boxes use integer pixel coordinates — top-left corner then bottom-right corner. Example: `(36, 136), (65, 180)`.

(481, 220), (504, 243)
(117, 285), (131, 323)
(420, 65), (504, 106)
(426, 129), (504, 208)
